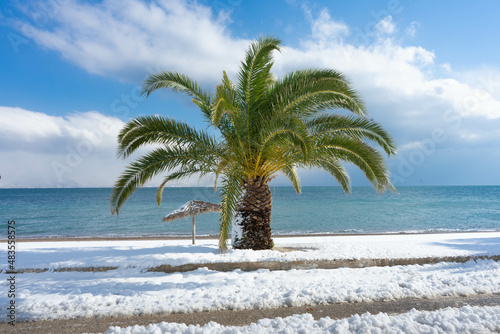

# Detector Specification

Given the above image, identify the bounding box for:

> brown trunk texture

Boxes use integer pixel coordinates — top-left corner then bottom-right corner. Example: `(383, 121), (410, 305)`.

(235, 177), (273, 250)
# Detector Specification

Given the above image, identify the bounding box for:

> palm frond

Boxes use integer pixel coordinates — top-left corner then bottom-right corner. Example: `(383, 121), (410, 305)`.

(269, 69), (366, 118)
(313, 157), (351, 193)
(236, 35), (281, 110)
(117, 115), (222, 161)
(308, 114), (397, 156)
(141, 71), (212, 120)
(111, 145), (219, 215)
(315, 136), (393, 192)
(155, 166), (217, 206)
(211, 71), (238, 126)
(255, 114), (312, 172)
(235, 36), (282, 154)
(280, 165), (301, 194)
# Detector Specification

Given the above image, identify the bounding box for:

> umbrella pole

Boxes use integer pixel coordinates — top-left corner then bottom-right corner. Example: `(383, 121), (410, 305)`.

(192, 215), (196, 245)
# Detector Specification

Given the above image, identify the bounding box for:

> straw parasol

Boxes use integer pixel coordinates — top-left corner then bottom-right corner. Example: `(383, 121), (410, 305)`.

(162, 200), (221, 244)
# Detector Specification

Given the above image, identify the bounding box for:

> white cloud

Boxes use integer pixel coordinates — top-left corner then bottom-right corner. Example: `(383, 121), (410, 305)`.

(309, 8), (349, 44)
(0, 107), (123, 187)
(274, 10), (500, 123)
(0, 107), (214, 188)
(441, 63), (452, 73)
(274, 9), (500, 185)
(405, 21), (419, 37)
(17, 0), (249, 83)
(0, 107), (122, 152)
(374, 16), (395, 35)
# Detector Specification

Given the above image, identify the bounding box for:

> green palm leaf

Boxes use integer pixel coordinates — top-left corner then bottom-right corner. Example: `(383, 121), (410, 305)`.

(269, 69), (366, 117)
(308, 114), (396, 156)
(117, 115), (223, 161)
(142, 71), (212, 120)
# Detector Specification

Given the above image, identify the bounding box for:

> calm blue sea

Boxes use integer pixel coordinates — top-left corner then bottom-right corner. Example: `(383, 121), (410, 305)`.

(1, 186), (499, 239)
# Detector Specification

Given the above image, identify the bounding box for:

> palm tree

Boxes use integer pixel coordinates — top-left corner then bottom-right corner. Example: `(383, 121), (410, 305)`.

(111, 36), (396, 252)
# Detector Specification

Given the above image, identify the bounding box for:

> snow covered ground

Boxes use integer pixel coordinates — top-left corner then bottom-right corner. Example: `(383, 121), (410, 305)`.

(4, 260), (499, 321)
(0, 232), (499, 332)
(106, 306), (500, 334)
(2, 232), (499, 270)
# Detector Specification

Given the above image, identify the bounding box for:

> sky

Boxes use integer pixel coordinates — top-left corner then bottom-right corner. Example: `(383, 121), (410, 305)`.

(1, 0), (500, 188)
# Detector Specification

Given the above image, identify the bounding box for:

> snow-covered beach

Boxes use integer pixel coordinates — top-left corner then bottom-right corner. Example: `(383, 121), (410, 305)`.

(1, 232), (500, 333)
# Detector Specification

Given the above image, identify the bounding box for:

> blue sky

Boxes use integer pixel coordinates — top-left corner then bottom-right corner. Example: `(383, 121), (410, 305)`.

(1, 0), (500, 188)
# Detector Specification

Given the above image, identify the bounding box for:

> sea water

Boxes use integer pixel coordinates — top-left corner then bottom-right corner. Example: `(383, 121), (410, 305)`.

(0, 186), (499, 239)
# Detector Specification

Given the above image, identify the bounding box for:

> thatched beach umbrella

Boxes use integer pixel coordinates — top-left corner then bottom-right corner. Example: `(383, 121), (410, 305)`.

(162, 200), (221, 244)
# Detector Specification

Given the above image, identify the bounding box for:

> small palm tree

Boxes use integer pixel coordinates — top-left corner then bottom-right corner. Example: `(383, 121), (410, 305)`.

(111, 36), (396, 252)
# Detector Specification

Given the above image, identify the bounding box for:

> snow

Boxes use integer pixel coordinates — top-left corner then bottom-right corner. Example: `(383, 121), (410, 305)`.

(2, 232), (499, 270)
(105, 306), (500, 334)
(163, 200), (220, 221)
(1, 260), (499, 321)
(0, 232), (499, 330)
(231, 214), (244, 248)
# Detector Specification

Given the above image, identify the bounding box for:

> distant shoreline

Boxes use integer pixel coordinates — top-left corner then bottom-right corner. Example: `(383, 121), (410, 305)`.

(1, 185), (499, 189)
(1, 230), (497, 243)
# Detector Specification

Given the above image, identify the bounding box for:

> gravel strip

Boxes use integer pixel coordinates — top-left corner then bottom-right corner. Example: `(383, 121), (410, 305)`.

(1, 294), (499, 334)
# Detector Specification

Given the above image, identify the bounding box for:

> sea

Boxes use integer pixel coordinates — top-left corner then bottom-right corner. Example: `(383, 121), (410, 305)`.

(1, 186), (499, 239)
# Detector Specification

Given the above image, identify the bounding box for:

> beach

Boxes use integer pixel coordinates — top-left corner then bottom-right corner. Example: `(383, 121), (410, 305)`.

(1, 232), (499, 333)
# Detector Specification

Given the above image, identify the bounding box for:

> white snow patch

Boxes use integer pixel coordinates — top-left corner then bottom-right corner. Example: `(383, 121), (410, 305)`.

(231, 214), (244, 248)
(2, 232), (499, 270)
(104, 306), (500, 333)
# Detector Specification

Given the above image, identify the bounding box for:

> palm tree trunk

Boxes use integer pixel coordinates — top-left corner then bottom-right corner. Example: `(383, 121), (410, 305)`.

(232, 177), (273, 250)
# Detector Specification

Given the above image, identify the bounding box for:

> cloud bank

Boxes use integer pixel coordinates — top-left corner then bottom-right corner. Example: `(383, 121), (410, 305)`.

(0, 107), (126, 187)
(5, 0), (500, 187)
(16, 0), (249, 83)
